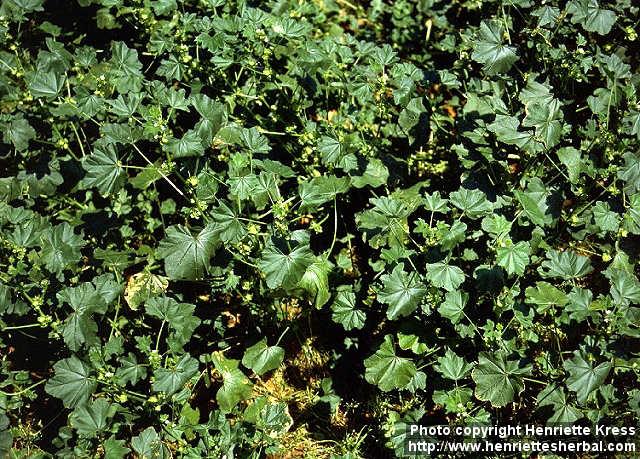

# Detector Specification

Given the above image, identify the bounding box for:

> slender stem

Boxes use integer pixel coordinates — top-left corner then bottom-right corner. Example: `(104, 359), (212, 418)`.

(64, 145), (80, 161)
(501, 5), (512, 44)
(615, 364), (640, 371)
(0, 57), (14, 71)
(543, 150), (570, 182)
(275, 326), (290, 346)
(155, 320), (166, 351)
(120, 164), (148, 170)
(605, 85), (613, 130)
(416, 361), (436, 371)
(0, 379), (46, 396)
(132, 144), (185, 198)
(335, 0), (358, 11)
(463, 311), (483, 341)
(109, 296), (122, 340)
(2, 323), (42, 331)
(327, 197), (338, 256)
(226, 248), (259, 268)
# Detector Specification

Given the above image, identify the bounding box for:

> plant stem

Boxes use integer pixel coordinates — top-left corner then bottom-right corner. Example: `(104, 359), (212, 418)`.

(0, 379), (46, 396)
(328, 196), (338, 256)
(275, 326), (290, 346)
(2, 323), (42, 331)
(132, 143), (185, 198)
(155, 320), (166, 351)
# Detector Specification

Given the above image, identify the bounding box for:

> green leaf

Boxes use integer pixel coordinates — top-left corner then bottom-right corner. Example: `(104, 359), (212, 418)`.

(191, 94), (226, 125)
(378, 263), (426, 320)
(298, 257), (332, 309)
(115, 353), (147, 386)
(229, 173), (258, 201)
(82, 144), (126, 195)
(472, 352), (531, 407)
(45, 356), (96, 408)
(157, 55), (185, 81)
(624, 194), (640, 234)
(566, 287), (595, 322)
(519, 78), (556, 106)
(364, 335), (417, 392)
(618, 153), (640, 193)
(251, 172), (281, 210)
(426, 261), (465, 291)
(131, 427), (169, 459)
(433, 387), (473, 414)
(0, 283), (12, 314)
(57, 281), (107, 314)
(331, 291), (365, 330)
(591, 201), (619, 233)
(423, 191), (449, 213)
(557, 147), (584, 183)
(481, 214), (512, 237)
(525, 281), (568, 313)
(567, 0), (616, 35)
(449, 188), (493, 219)
(157, 224), (218, 280)
(29, 71), (65, 98)
(356, 196), (416, 248)
(110, 42), (143, 93)
(532, 6), (560, 28)
(438, 290), (468, 324)
(258, 239), (313, 289)
(145, 296), (201, 350)
(299, 175), (349, 209)
(471, 20), (518, 75)
(488, 115), (543, 154)
(436, 349), (473, 381)
(522, 99), (563, 148)
(103, 436), (131, 459)
(257, 402), (293, 434)
(92, 273), (122, 303)
(398, 97), (427, 139)
(242, 339), (285, 375)
(40, 223), (86, 275)
(151, 0), (177, 15)
(152, 355), (199, 395)
(3, 117), (36, 151)
(318, 136), (343, 164)
(100, 123), (142, 145)
(351, 159), (389, 188)
(70, 398), (117, 438)
(515, 190), (549, 227)
(397, 333), (428, 355)
(210, 203), (247, 243)
(623, 110), (640, 140)
(107, 93), (143, 118)
(211, 352), (253, 412)
(240, 127), (270, 154)
(564, 351), (611, 404)
(537, 384), (582, 424)
(124, 271), (168, 311)
(441, 222), (467, 252)
(5, 0), (44, 14)
(406, 370), (427, 392)
(61, 311), (98, 352)
(165, 129), (205, 158)
(609, 270), (640, 306)
(540, 250), (593, 279)
(496, 241), (530, 276)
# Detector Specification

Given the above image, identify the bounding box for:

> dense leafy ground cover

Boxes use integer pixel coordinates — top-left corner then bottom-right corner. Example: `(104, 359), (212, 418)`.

(1, 0), (640, 457)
